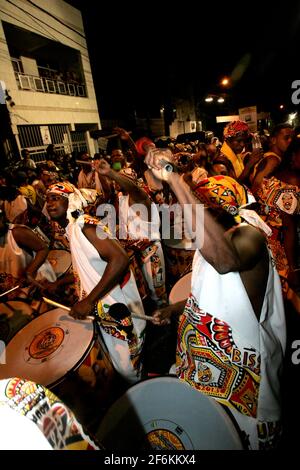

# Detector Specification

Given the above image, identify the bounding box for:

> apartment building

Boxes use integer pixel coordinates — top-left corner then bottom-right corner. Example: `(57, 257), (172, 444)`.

(0, 0), (101, 165)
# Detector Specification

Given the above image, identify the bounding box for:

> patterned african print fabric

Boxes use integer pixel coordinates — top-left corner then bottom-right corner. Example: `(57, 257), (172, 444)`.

(192, 175), (271, 236)
(255, 177), (300, 295)
(118, 194), (167, 307)
(0, 378), (100, 450)
(65, 214), (146, 383)
(176, 248), (286, 449)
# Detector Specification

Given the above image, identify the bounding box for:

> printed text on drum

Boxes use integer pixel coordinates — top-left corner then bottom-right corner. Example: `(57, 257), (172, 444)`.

(103, 454), (197, 466)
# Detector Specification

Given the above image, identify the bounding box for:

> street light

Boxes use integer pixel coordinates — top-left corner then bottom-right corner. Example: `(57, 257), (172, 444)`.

(221, 77), (230, 86)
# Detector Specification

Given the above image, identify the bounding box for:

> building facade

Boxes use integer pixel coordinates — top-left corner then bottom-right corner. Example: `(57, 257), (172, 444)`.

(0, 0), (101, 165)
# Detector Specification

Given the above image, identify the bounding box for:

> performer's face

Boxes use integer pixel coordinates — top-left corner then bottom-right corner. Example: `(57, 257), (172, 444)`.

(46, 193), (69, 220)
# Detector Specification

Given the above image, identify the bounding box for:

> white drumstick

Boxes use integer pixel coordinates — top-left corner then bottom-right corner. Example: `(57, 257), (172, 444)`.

(42, 297), (154, 322)
(0, 285), (20, 298)
(42, 297), (94, 320)
(129, 311), (154, 321)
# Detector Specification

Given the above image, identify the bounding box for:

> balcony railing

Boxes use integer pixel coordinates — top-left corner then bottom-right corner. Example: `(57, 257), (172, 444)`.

(14, 72), (87, 98)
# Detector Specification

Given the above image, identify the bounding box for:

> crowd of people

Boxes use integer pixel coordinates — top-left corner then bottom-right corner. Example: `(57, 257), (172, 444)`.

(0, 122), (299, 450)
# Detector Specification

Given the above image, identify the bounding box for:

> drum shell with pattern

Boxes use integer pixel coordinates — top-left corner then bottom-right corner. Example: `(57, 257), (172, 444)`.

(0, 308), (116, 425)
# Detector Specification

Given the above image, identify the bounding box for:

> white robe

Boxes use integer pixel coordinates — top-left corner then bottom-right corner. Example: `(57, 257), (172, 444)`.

(176, 246), (286, 449)
(66, 215), (146, 383)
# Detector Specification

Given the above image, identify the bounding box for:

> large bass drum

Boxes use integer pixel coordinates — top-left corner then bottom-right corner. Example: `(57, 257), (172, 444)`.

(96, 376), (244, 450)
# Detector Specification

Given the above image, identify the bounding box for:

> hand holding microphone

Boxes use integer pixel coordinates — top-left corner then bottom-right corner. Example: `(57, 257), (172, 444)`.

(145, 148), (176, 181)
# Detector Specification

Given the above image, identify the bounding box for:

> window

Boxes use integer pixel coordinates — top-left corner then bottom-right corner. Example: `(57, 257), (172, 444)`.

(57, 82), (67, 94)
(33, 77), (44, 92)
(19, 75), (32, 90)
(46, 80), (56, 93)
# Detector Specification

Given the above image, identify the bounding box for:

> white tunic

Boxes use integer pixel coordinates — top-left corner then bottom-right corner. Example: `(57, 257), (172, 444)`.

(176, 246), (286, 449)
(66, 215), (146, 383)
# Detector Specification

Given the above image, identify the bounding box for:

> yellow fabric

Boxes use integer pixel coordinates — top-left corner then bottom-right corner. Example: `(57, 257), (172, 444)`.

(193, 175), (248, 222)
(220, 141), (244, 178)
(19, 185), (36, 206)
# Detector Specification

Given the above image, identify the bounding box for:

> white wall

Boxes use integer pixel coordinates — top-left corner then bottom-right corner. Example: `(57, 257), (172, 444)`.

(0, 0), (101, 129)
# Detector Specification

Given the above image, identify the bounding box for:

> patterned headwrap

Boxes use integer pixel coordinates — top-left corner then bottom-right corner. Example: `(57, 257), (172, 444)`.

(193, 175), (272, 236)
(223, 120), (251, 140)
(47, 182), (90, 223)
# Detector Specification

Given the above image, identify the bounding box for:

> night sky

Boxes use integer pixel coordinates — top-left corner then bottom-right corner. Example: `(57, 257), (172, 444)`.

(66, 1), (300, 122)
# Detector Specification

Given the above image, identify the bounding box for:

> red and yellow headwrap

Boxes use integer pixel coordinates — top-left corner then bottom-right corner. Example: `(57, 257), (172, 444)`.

(47, 182), (89, 223)
(193, 175), (272, 236)
(193, 175), (248, 221)
(46, 181), (76, 198)
(223, 120), (251, 140)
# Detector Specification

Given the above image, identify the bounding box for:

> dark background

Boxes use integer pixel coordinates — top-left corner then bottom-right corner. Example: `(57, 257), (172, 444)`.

(66, 1), (300, 124)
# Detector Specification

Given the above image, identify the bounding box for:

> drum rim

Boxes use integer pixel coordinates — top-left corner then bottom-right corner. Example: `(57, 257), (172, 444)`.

(2, 308), (96, 389)
(97, 375), (244, 450)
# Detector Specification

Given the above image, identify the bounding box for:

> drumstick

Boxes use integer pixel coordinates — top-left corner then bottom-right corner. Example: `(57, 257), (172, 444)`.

(42, 297), (154, 322)
(42, 297), (94, 320)
(0, 285), (20, 298)
(129, 311), (154, 321)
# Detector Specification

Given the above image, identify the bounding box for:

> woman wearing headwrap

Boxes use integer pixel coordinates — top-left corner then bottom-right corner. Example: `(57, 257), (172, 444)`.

(46, 182), (146, 383)
(220, 120), (263, 182)
(145, 150), (286, 450)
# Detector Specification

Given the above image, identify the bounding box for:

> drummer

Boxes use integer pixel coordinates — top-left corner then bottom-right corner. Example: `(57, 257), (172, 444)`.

(0, 204), (56, 298)
(145, 150), (286, 450)
(97, 159), (167, 307)
(45, 182), (146, 384)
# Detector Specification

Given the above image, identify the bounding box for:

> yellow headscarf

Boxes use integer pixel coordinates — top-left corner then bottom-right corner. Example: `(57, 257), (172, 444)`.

(193, 175), (272, 236)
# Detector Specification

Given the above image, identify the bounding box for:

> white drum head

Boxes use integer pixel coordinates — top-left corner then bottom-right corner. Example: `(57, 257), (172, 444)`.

(0, 405), (53, 450)
(169, 272), (192, 304)
(96, 376), (243, 450)
(0, 308), (94, 388)
(47, 250), (72, 278)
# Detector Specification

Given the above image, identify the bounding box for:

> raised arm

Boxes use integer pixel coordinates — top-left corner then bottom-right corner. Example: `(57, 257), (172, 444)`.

(97, 158), (151, 208)
(113, 127), (139, 159)
(145, 149), (265, 274)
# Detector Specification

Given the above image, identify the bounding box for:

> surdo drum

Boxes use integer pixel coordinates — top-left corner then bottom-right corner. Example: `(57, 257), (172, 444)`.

(0, 308), (115, 405)
(96, 376), (244, 450)
(47, 250), (72, 279)
(169, 272), (192, 305)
